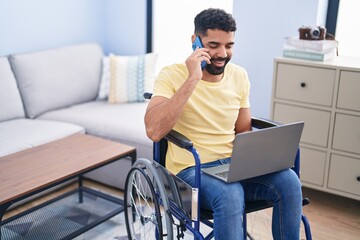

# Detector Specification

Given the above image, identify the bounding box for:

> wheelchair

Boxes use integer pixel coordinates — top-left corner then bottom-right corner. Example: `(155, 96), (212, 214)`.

(124, 94), (312, 240)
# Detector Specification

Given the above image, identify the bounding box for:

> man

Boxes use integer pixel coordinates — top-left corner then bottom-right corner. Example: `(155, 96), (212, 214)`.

(145, 8), (302, 240)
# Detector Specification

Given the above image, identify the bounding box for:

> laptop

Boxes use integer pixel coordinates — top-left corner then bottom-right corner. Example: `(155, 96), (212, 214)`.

(202, 121), (304, 182)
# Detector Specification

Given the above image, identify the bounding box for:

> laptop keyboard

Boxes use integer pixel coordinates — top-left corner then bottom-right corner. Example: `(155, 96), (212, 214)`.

(215, 171), (229, 179)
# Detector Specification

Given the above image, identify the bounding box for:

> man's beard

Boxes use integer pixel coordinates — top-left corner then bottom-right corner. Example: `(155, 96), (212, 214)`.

(205, 57), (230, 75)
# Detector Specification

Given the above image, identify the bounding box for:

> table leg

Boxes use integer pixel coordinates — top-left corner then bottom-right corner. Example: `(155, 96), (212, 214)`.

(129, 151), (137, 165)
(78, 175), (84, 203)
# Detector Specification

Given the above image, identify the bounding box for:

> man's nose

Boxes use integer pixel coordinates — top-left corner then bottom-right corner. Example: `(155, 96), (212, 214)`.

(217, 46), (228, 58)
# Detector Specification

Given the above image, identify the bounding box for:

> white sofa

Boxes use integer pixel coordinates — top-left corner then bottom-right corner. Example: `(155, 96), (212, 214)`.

(0, 43), (153, 190)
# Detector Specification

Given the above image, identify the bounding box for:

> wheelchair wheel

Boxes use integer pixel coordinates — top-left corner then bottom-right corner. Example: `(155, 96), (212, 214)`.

(125, 165), (173, 239)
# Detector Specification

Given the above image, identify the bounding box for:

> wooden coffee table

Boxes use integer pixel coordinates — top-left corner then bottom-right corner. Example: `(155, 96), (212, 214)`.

(0, 133), (136, 240)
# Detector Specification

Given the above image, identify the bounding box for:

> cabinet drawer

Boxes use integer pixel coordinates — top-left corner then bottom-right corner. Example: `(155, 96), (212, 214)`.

(337, 70), (360, 112)
(332, 113), (360, 154)
(300, 146), (326, 186)
(328, 154), (360, 196)
(275, 63), (336, 106)
(273, 103), (331, 147)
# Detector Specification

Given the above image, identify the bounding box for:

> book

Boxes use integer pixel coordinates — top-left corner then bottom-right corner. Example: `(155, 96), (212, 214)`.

(283, 48), (336, 62)
(286, 36), (338, 52)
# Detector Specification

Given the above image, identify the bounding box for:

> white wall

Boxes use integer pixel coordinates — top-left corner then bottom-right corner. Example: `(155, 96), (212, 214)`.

(317, 0), (329, 25)
(232, 0), (327, 118)
(104, 0), (147, 55)
(0, 0), (103, 55)
(0, 0), (147, 56)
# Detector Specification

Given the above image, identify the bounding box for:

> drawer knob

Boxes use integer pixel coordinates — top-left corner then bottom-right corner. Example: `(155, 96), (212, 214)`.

(357, 176), (360, 182)
(300, 82), (306, 88)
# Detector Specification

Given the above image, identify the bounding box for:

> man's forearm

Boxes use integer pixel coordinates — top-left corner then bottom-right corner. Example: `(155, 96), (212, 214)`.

(145, 77), (199, 142)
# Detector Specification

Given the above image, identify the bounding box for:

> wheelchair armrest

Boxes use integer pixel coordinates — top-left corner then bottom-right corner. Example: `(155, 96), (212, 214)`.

(144, 92), (153, 100)
(164, 129), (193, 149)
(251, 117), (282, 129)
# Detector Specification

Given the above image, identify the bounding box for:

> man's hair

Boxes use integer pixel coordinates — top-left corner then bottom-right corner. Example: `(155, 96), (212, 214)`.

(194, 8), (237, 36)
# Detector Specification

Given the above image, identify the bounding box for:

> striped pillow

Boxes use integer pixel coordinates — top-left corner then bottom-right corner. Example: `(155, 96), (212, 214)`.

(108, 53), (157, 103)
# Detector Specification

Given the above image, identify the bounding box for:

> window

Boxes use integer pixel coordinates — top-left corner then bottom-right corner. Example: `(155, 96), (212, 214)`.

(152, 0), (233, 73)
(327, 0), (360, 58)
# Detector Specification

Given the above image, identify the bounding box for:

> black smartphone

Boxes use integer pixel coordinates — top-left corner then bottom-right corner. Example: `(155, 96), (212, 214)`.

(192, 36), (207, 70)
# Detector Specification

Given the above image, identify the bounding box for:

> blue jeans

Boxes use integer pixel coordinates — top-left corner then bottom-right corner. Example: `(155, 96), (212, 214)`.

(177, 158), (302, 240)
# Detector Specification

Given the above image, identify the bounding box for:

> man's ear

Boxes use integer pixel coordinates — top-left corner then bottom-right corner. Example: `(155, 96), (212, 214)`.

(191, 34), (196, 43)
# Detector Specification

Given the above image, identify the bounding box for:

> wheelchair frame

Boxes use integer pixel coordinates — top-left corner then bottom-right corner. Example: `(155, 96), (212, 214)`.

(124, 116), (312, 240)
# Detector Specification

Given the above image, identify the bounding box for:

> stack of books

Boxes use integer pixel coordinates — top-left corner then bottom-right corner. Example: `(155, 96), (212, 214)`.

(283, 36), (338, 62)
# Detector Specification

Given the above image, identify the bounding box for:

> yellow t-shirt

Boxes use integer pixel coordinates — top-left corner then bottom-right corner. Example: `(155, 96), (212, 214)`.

(153, 63), (251, 174)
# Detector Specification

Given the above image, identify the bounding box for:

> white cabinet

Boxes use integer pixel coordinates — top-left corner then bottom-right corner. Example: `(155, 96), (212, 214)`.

(271, 57), (360, 200)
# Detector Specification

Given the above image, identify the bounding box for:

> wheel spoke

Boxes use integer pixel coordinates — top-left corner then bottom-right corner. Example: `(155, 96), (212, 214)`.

(124, 165), (172, 239)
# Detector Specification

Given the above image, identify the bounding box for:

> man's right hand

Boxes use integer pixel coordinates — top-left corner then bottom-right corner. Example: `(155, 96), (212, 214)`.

(185, 47), (210, 81)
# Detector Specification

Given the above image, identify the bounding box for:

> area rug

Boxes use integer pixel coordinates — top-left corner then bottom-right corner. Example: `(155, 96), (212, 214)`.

(74, 213), (128, 240)
(1, 189), (201, 240)
(1, 189), (129, 240)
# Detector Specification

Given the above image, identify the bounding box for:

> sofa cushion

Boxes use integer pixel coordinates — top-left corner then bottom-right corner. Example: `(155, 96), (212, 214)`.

(0, 57), (25, 122)
(38, 101), (152, 160)
(9, 43), (103, 118)
(108, 53), (157, 103)
(0, 119), (85, 157)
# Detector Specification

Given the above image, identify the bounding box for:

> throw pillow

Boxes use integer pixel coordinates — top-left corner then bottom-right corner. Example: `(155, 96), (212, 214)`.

(97, 56), (110, 100)
(108, 53), (157, 103)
